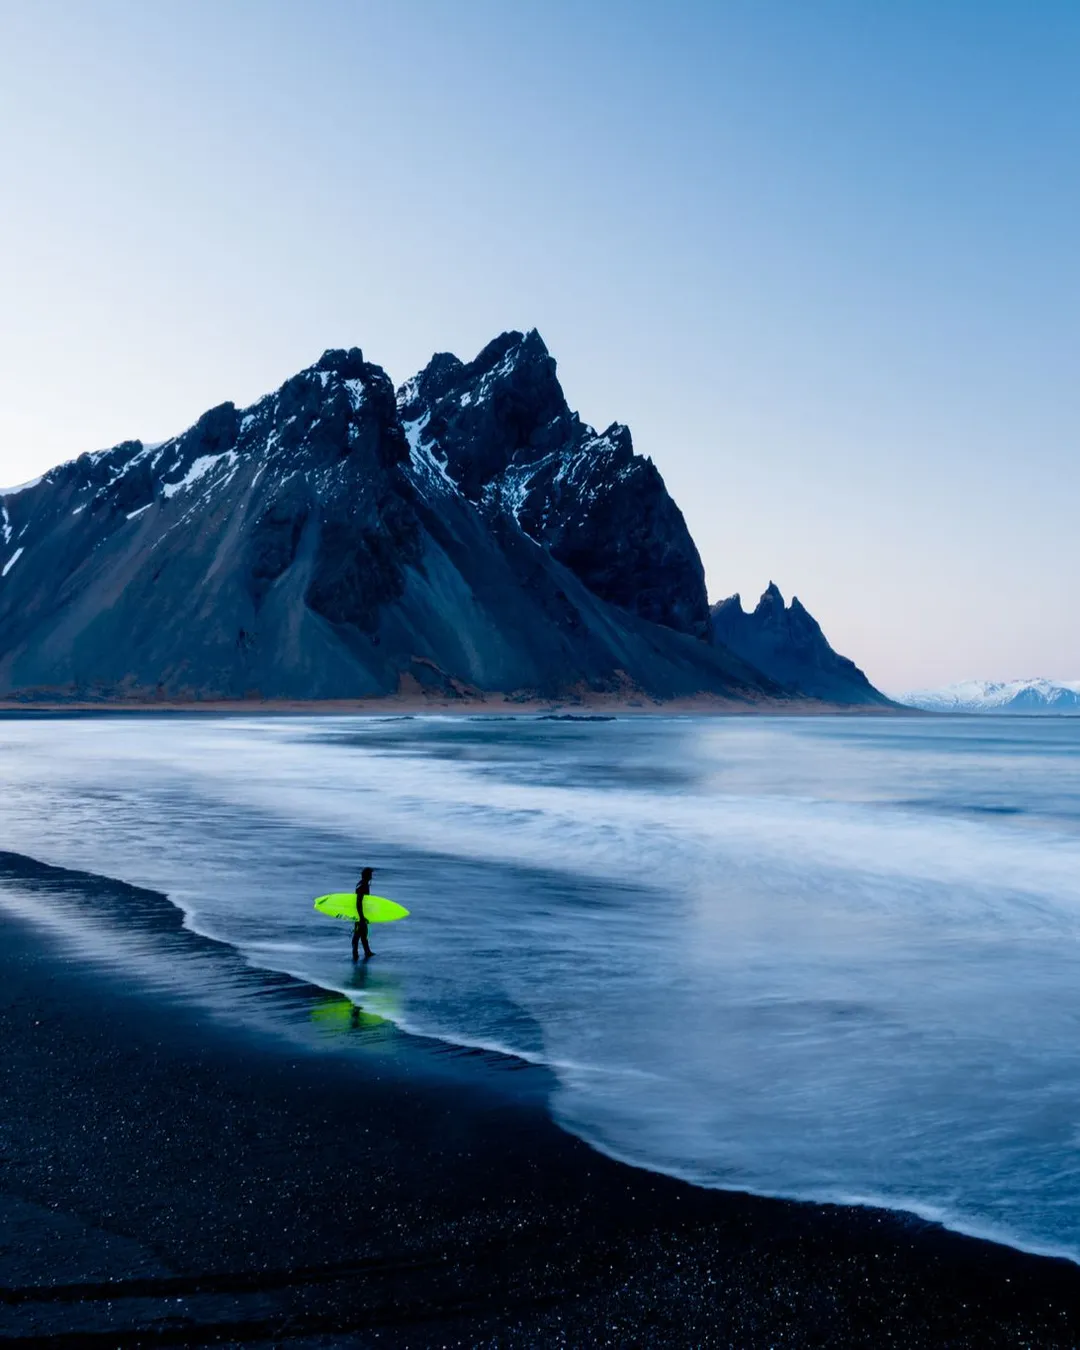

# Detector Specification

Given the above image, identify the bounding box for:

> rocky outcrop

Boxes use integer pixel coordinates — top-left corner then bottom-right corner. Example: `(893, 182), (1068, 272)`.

(398, 330), (710, 638)
(0, 334), (773, 705)
(710, 584), (889, 705)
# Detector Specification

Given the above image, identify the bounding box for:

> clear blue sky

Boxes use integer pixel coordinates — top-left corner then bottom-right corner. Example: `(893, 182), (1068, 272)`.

(1, 0), (1077, 691)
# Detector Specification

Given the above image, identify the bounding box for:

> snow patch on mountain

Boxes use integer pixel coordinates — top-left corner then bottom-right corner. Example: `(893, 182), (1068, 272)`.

(404, 412), (456, 493)
(162, 451), (237, 500)
(0, 476), (42, 497)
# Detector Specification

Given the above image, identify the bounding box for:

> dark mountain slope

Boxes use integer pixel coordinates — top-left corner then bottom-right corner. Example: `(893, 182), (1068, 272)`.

(0, 349), (423, 699)
(0, 337), (777, 705)
(710, 583), (889, 706)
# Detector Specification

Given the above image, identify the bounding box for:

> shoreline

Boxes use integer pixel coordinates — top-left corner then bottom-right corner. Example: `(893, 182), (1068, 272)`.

(0, 694), (908, 716)
(3, 852), (1080, 1344)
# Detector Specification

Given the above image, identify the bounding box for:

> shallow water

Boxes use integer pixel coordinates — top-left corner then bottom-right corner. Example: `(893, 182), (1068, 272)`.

(4, 712), (1080, 1261)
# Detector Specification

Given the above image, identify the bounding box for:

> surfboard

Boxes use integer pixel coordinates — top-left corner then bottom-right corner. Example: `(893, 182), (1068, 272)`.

(313, 893), (410, 923)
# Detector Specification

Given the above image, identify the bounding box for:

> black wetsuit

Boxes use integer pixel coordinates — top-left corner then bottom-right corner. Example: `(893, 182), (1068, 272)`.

(352, 881), (373, 960)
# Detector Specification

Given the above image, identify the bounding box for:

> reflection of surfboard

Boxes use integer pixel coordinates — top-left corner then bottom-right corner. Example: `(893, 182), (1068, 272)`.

(313, 893), (410, 923)
(310, 998), (387, 1031)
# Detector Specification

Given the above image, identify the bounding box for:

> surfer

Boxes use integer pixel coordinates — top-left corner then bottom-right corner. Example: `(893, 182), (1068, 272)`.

(352, 867), (375, 961)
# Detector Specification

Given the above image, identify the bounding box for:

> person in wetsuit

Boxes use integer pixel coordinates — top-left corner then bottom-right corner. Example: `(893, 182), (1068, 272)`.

(352, 867), (375, 961)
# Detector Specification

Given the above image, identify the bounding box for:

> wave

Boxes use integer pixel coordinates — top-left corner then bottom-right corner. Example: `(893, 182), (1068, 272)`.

(6, 715), (1080, 1269)
(558, 1123), (1080, 1268)
(6, 844), (1078, 1272)
(0, 848), (582, 1087)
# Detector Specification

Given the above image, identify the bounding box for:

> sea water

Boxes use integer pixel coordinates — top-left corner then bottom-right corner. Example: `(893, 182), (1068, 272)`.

(3, 712), (1080, 1262)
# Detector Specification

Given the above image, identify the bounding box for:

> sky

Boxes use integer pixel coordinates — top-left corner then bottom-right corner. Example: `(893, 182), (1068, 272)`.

(1, 0), (1077, 692)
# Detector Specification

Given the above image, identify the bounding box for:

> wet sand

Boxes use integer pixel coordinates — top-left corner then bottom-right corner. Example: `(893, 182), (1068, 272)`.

(2, 854), (1078, 1346)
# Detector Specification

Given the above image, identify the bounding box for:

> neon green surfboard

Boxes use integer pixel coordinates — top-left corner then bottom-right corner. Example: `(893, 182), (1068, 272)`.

(313, 893), (410, 923)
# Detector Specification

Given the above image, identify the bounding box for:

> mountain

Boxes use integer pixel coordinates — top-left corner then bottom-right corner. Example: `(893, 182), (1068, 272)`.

(397, 330), (710, 639)
(0, 331), (784, 706)
(898, 679), (1080, 714)
(709, 583), (890, 705)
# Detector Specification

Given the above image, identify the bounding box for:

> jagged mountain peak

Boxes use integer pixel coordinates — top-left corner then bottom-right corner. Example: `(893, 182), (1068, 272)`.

(470, 326), (550, 373)
(592, 423), (634, 460)
(397, 329), (572, 498)
(757, 586), (822, 638)
(396, 333), (709, 637)
(715, 584), (792, 620)
(314, 346), (367, 378)
(25, 349), (405, 529)
(397, 329), (553, 420)
(726, 583), (822, 634)
(716, 583), (790, 619)
(396, 350), (463, 419)
(710, 584), (887, 705)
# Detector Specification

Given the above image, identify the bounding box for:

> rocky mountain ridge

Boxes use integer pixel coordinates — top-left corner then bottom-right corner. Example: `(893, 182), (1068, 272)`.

(710, 583), (889, 706)
(397, 330), (710, 639)
(0, 331), (799, 705)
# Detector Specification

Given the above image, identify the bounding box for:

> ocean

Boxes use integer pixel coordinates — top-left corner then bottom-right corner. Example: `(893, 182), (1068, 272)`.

(4, 711), (1080, 1264)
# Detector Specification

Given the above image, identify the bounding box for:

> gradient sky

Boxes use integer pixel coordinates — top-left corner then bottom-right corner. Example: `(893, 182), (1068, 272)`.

(1, 0), (1077, 691)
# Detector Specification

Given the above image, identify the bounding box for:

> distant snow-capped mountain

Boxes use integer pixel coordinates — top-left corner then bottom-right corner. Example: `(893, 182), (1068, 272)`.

(899, 679), (1080, 714)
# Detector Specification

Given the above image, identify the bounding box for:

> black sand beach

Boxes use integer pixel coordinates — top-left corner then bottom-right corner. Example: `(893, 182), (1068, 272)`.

(3, 853), (1080, 1346)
